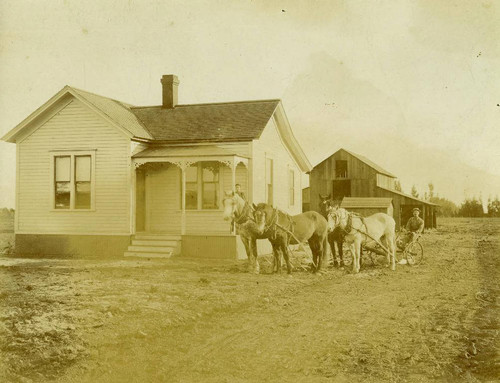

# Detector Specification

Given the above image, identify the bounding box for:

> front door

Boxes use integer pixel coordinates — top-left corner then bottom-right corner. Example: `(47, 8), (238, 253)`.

(144, 165), (181, 233)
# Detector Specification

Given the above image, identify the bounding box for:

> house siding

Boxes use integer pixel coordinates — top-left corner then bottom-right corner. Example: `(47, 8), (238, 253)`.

(17, 98), (131, 234)
(145, 164), (181, 233)
(144, 162), (247, 234)
(252, 116), (302, 214)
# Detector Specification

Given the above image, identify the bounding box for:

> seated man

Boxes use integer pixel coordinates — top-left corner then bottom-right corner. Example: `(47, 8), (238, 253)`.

(399, 208), (424, 250)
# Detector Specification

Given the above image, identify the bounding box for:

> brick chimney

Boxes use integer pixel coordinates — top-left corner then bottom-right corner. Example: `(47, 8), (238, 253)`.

(160, 75), (179, 108)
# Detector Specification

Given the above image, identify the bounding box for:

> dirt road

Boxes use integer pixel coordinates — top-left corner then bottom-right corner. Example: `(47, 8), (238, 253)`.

(0, 218), (498, 382)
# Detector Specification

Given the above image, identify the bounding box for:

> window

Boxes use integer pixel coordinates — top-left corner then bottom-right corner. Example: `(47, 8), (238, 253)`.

(75, 156), (91, 209)
(289, 169), (295, 206)
(182, 161), (220, 210)
(185, 165), (198, 210)
(336, 160), (348, 178)
(266, 158), (273, 205)
(51, 151), (95, 210)
(55, 156), (71, 209)
(202, 162), (219, 209)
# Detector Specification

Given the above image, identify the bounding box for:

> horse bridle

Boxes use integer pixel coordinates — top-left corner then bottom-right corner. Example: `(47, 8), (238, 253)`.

(224, 195), (255, 225)
(328, 208), (353, 234)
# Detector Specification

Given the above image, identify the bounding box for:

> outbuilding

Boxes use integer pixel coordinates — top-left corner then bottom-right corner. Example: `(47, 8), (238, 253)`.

(308, 148), (437, 230)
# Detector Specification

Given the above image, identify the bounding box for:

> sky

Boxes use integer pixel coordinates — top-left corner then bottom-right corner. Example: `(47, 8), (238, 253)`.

(1, 0), (499, 208)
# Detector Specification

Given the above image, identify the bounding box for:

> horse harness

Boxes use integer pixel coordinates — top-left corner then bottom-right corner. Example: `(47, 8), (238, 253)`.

(340, 211), (369, 242)
(234, 201), (254, 225)
(264, 207), (295, 241)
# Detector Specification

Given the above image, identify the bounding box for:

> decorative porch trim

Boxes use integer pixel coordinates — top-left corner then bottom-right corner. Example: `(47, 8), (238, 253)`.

(132, 155), (248, 236)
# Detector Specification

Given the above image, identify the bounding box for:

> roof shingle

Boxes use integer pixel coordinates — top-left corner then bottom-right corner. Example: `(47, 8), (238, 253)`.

(130, 100), (280, 142)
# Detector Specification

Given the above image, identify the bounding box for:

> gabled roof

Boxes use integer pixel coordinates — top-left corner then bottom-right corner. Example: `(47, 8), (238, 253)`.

(314, 148), (396, 178)
(1, 86), (153, 142)
(131, 100), (280, 142)
(342, 149), (396, 178)
(1, 84), (311, 172)
(377, 186), (438, 206)
(341, 197), (393, 208)
(70, 87), (153, 139)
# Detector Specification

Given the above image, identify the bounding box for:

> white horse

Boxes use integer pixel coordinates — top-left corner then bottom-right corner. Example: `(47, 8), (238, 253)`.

(222, 191), (266, 273)
(327, 207), (396, 273)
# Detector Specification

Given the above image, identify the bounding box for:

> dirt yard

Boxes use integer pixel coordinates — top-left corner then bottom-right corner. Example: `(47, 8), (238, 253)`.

(0, 218), (498, 383)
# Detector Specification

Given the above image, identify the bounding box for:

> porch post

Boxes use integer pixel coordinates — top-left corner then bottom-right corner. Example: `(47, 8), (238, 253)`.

(130, 161), (137, 234)
(181, 162), (187, 235)
(231, 158), (236, 191)
(231, 159), (236, 234)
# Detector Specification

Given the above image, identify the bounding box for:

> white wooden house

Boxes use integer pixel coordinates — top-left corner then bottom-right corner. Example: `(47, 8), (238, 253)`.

(2, 75), (312, 258)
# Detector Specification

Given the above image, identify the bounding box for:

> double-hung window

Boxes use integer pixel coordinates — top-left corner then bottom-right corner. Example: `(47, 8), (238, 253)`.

(182, 161), (220, 210)
(51, 151), (95, 210)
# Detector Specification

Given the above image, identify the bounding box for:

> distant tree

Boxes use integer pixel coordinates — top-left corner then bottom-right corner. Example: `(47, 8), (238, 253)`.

(487, 196), (500, 217)
(394, 180), (402, 192)
(428, 183), (435, 199)
(429, 196), (458, 217)
(458, 197), (484, 217)
(411, 185), (419, 198)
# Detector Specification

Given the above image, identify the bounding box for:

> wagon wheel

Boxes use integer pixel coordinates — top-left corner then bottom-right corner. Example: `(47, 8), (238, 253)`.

(394, 233), (406, 263)
(405, 242), (424, 266)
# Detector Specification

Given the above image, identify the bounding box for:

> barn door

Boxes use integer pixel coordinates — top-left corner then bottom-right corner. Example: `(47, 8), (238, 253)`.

(332, 179), (351, 200)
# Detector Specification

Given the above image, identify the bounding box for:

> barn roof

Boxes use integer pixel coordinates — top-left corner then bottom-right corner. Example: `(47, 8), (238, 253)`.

(130, 100), (280, 142)
(341, 197), (393, 208)
(342, 149), (396, 178)
(377, 186), (438, 206)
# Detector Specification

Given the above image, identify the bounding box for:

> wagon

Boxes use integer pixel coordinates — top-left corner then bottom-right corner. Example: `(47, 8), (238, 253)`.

(339, 228), (424, 267)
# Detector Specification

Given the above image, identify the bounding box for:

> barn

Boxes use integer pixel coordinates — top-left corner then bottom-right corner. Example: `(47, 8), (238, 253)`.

(1, 75), (312, 259)
(308, 148), (437, 230)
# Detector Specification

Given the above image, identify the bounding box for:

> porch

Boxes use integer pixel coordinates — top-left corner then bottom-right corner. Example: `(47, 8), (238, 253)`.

(129, 146), (251, 258)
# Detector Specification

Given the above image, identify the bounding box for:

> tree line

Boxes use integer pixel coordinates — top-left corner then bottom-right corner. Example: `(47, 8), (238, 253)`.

(402, 182), (500, 218)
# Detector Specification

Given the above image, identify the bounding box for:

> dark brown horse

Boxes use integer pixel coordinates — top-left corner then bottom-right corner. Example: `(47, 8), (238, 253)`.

(254, 203), (329, 274)
(319, 194), (345, 268)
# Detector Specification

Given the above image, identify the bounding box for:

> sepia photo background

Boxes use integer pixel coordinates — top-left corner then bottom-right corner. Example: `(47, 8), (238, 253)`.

(1, 0), (499, 209)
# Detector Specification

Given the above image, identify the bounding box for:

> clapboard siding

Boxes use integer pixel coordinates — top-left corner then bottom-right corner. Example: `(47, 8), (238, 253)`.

(17, 99), (131, 234)
(145, 164), (181, 233)
(220, 163), (248, 193)
(252, 116), (302, 214)
(185, 211), (230, 234)
(215, 142), (250, 157)
(145, 163), (247, 234)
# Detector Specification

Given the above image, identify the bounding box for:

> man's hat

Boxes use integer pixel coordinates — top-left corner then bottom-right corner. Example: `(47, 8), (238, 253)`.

(412, 207), (421, 213)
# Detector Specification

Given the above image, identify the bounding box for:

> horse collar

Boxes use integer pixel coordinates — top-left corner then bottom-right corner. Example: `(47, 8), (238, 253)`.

(234, 202), (252, 225)
(343, 212), (353, 234)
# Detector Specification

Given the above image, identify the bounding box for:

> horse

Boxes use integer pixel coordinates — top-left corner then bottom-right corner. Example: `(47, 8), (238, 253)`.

(327, 207), (396, 273)
(319, 194), (345, 267)
(222, 191), (267, 273)
(253, 203), (329, 274)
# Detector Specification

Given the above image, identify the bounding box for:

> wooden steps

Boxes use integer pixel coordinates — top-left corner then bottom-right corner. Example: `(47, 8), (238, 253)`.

(124, 233), (181, 258)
